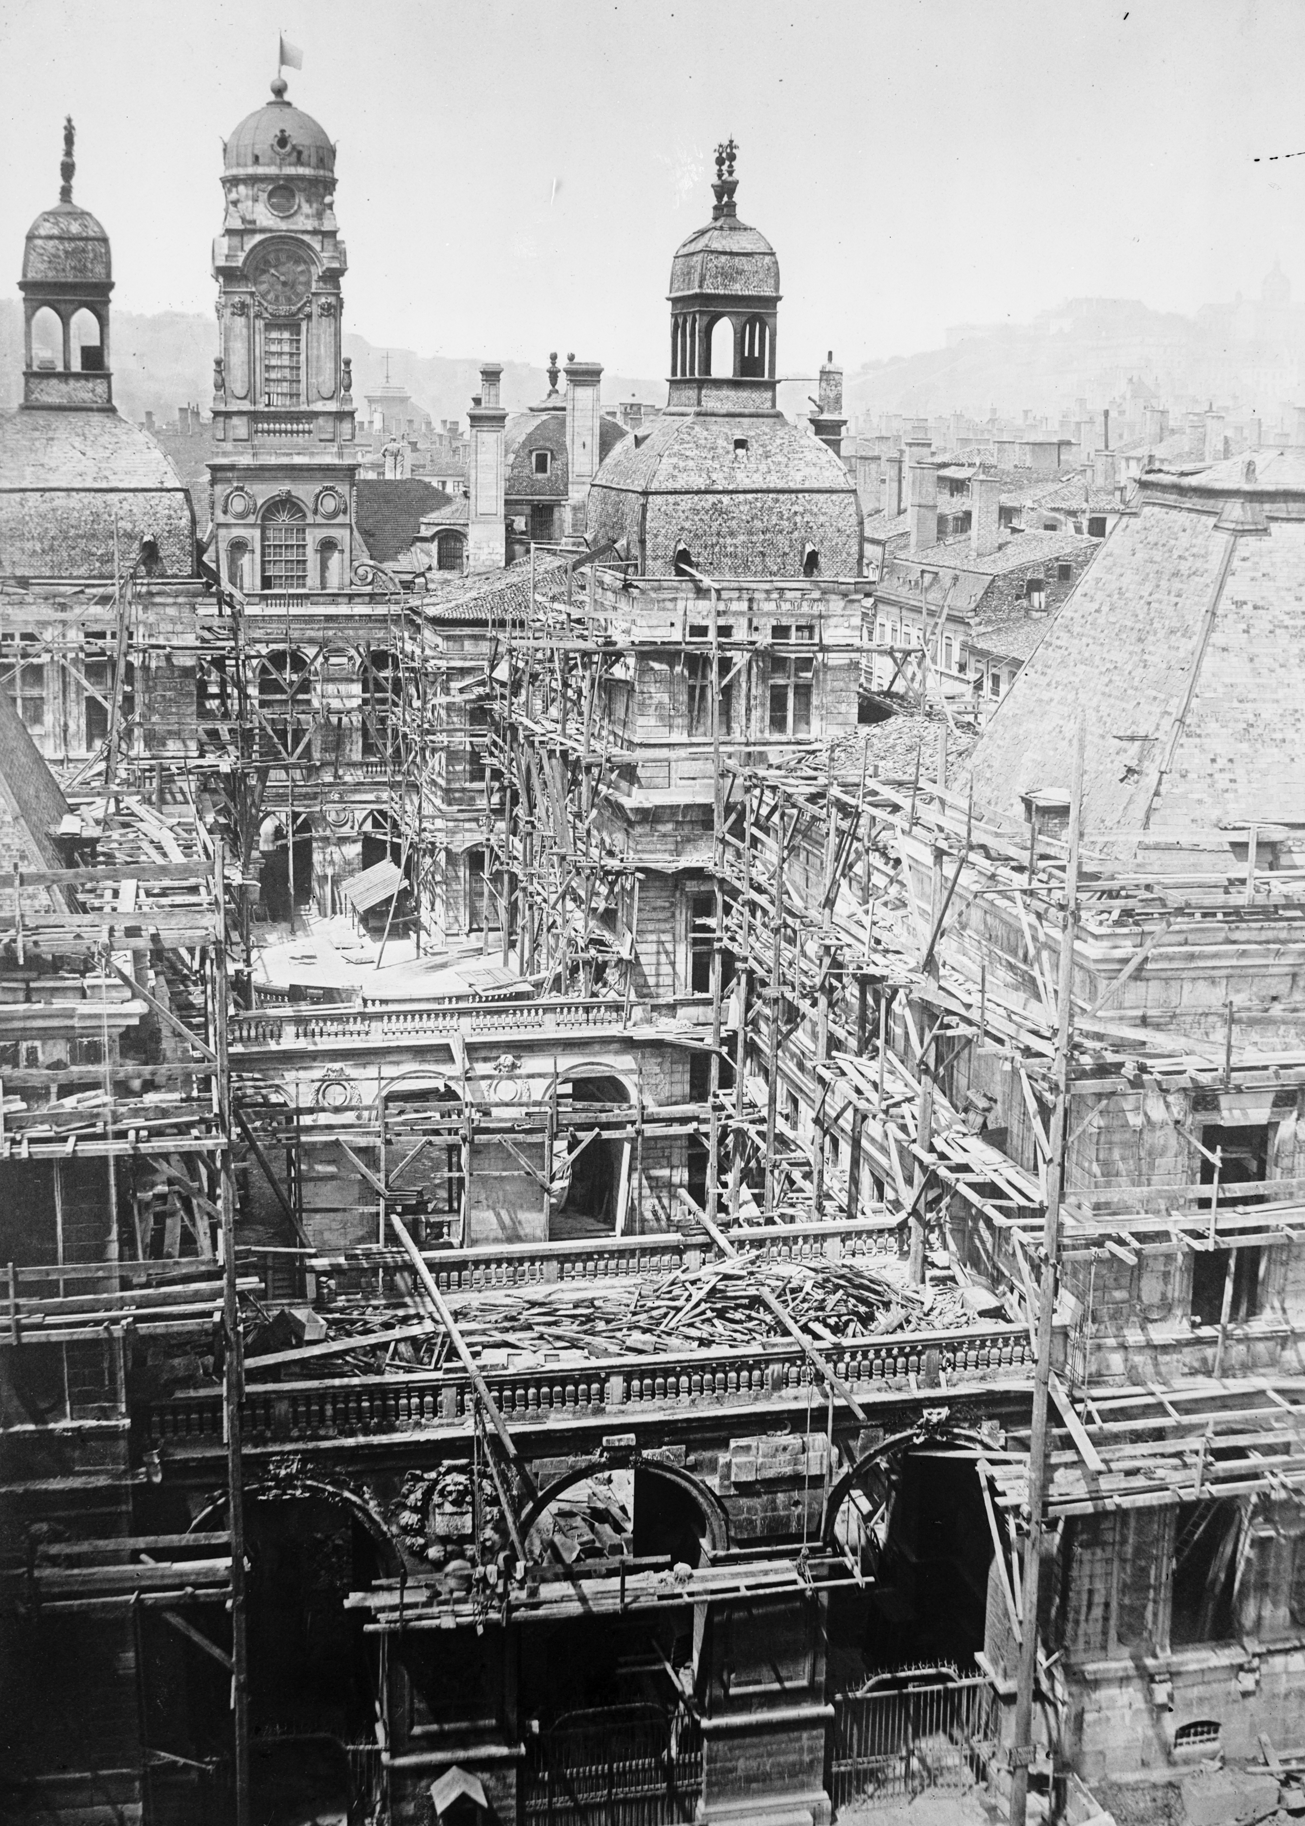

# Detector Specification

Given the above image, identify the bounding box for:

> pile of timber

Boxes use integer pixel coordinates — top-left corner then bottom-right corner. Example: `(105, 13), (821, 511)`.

(269, 1254), (974, 1374)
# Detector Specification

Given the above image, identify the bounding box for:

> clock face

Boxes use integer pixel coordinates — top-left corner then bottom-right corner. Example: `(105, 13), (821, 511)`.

(249, 247), (312, 311)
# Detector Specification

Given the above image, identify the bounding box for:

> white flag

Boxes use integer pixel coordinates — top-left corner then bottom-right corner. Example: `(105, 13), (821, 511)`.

(279, 34), (303, 71)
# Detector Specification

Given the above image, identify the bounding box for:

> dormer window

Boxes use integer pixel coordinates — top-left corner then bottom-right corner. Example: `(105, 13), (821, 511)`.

(734, 437), (748, 456)
(532, 449), (551, 477)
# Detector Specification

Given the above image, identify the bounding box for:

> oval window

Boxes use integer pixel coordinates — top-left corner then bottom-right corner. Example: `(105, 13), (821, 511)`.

(266, 183), (298, 217)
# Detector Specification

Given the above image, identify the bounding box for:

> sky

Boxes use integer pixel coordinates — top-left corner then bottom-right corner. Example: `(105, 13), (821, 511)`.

(2, 0), (1305, 379)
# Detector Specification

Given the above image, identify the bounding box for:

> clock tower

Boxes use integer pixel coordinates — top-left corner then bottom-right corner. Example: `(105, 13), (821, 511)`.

(208, 76), (357, 593)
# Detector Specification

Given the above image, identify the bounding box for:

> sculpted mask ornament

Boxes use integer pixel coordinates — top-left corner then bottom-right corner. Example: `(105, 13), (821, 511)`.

(317, 297), (336, 318)
(229, 298), (248, 317)
(248, 245), (313, 312)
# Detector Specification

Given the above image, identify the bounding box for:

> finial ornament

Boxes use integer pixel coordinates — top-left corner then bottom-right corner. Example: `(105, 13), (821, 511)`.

(60, 115), (75, 204)
(710, 138), (740, 220)
(547, 351), (560, 392)
(714, 138), (737, 182)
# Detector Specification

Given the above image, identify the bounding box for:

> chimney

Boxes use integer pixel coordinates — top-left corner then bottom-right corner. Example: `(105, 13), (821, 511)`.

(1102, 407), (1110, 451)
(467, 362), (507, 571)
(1186, 411), (1206, 461)
(1293, 406), (1305, 449)
(882, 453), (904, 519)
(563, 355), (603, 541)
(1203, 411), (1225, 464)
(1093, 450), (1118, 492)
(970, 474), (1001, 557)
(809, 350), (847, 456)
(1143, 405), (1168, 447)
(908, 454), (938, 554)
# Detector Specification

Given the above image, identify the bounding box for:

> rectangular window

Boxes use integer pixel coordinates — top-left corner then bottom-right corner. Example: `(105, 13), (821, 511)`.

(261, 520), (308, 590)
(768, 628), (815, 737)
(1088, 516), (1107, 539)
(532, 449), (551, 477)
(263, 321), (302, 408)
(989, 670), (1002, 698)
(688, 889), (715, 995)
(0, 633), (46, 732)
(687, 624), (734, 737)
(467, 704), (488, 782)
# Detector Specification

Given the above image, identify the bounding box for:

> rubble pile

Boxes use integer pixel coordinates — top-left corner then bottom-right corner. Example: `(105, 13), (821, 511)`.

(268, 1252), (976, 1375)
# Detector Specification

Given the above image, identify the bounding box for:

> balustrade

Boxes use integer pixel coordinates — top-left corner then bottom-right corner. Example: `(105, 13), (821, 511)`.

(147, 1322), (1039, 1451)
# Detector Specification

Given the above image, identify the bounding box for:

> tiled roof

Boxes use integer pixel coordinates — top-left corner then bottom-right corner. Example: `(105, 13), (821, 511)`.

(0, 408), (195, 578)
(503, 413), (626, 503)
(895, 527), (1100, 579)
(353, 479), (450, 562)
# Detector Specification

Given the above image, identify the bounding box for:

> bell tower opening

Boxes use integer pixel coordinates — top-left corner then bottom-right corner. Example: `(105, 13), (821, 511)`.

(20, 118), (115, 411)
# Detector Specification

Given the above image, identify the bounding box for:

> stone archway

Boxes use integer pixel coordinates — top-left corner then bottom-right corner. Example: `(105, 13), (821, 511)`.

(521, 1450), (730, 1566)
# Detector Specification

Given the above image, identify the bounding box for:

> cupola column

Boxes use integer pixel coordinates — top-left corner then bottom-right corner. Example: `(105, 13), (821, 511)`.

(19, 118), (115, 412)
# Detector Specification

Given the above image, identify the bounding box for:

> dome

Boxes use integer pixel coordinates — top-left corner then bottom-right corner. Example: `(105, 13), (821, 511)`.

(670, 218), (779, 300)
(587, 411), (861, 579)
(225, 79), (335, 173)
(23, 202), (111, 284)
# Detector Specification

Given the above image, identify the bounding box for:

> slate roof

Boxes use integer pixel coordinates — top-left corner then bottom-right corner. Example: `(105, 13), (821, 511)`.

(353, 479), (450, 562)
(966, 451), (1305, 851)
(502, 411), (626, 503)
(0, 407), (195, 578)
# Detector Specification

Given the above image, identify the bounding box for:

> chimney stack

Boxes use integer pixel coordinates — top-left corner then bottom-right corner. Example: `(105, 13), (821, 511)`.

(907, 449), (938, 554)
(809, 350), (847, 456)
(1203, 411), (1225, 464)
(970, 474), (1001, 558)
(564, 355), (604, 540)
(467, 362), (507, 571)
(882, 453), (904, 520)
(1185, 411), (1207, 462)
(1143, 404), (1168, 448)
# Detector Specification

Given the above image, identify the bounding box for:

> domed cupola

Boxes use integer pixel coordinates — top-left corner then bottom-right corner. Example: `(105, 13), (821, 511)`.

(585, 144), (862, 579)
(668, 140), (781, 413)
(19, 119), (114, 410)
(223, 77), (336, 176)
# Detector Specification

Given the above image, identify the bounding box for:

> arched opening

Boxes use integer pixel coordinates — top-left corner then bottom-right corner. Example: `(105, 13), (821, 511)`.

(824, 1438), (993, 1682)
(360, 648), (402, 760)
(316, 536), (340, 590)
(258, 812), (313, 922)
(28, 305), (63, 371)
(226, 537), (250, 591)
(705, 315), (734, 379)
(435, 530), (465, 572)
(169, 1490), (389, 1824)
(673, 544), (694, 578)
(550, 1071), (631, 1240)
(260, 496), (309, 591)
(740, 315), (769, 379)
(69, 306), (104, 372)
(380, 1079), (464, 1242)
(257, 648), (310, 758)
(802, 544), (820, 578)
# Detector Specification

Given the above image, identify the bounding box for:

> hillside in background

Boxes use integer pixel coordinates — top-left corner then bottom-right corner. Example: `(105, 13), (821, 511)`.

(844, 294), (1302, 420)
(0, 299), (662, 427)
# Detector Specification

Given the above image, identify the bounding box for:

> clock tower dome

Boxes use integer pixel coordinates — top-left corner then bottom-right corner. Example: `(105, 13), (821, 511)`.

(208, 76), (357, 594)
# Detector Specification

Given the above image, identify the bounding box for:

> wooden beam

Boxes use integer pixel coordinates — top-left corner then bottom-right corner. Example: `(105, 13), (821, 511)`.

(1048, 1372), (1107, 1474)
(157, 1607), (234, 1672)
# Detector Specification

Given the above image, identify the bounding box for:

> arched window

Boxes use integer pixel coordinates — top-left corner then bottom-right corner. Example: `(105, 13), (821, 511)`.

(260, 498), (308, 590)
(740, 316), (769, 379)
(802, 544), (820, 578)
(317, 537), (340, 590)
(435, 531), (465, 572)
(226, 538), (250, 590)
(70, 307), (104, 373)
(258, 648), (310, 757)
(360, 649), (402, 760)
(706, 316), (734, 379)
(673, 544), (694, 578)
(29, 305), (62, 372)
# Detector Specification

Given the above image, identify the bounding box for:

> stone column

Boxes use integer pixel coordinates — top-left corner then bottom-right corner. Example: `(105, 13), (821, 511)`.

(467, 363), (507, 572)
(564, 357), (604, 540)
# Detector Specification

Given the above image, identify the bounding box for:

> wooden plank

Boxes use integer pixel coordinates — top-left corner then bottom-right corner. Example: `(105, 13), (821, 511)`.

(244, 1320), (437, 1375)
